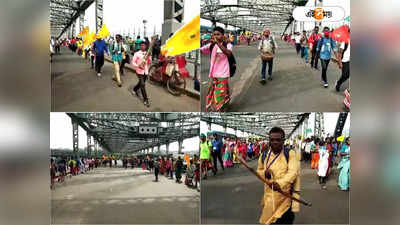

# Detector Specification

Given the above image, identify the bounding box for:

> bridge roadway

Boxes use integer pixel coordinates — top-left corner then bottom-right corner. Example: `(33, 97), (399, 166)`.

(51, 166), (199, 224)
(200, 39), (349, 112)
(52, 47), (199, 112)
(201, 159), (349, 224)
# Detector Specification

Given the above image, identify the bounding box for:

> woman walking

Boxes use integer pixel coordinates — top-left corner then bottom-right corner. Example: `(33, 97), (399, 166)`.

(338, 137), (350, 191)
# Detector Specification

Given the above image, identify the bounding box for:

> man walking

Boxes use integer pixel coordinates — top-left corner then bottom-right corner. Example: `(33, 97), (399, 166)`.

(300, 30), (309, 63)
(257, 127), (300, 224)
(200, 26), (233, 112)
(258, 29), (276, 84)
(294, 32), (302, 55)
(336, 39), (350, 91)
(131, 41), (152, 107)
(316, 27), (339, 88)
(211, 133), (224, 174)
(308, 26), (322, 70)
(200, 133), (213, 179)
(92, 35), (109, 77)
(110, 34), (125, 87)
(154, 158), (160, 182)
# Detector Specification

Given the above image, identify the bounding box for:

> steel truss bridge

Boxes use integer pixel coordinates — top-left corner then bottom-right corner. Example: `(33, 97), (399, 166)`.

(67, 113), (200, 155)
(201, 112), (310, 138)
(50, 0), (103, 39)
(201, 0), (308, 33)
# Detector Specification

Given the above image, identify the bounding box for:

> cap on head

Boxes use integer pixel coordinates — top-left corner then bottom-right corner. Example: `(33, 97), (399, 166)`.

(200, 133), (206, 138)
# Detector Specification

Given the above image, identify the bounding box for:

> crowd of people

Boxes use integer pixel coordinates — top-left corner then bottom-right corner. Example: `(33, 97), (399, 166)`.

(200, 25), (350, 112)
(52, 32), (196, 107)
(198, 130), (350, 192)
(128, 155), (200, 190)
(298, 135), (350, 191)
(50, 154), (201, 191)
(284, 26), (350, 92)
(200, 132), (270, 179)
(50, 156), (103, 189)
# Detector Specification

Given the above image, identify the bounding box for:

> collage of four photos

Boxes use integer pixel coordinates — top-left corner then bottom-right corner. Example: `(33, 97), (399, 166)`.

(50, 0), (350, 224)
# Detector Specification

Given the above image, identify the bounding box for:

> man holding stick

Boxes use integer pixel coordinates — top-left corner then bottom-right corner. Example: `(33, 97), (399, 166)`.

(257, 127), (300, 224)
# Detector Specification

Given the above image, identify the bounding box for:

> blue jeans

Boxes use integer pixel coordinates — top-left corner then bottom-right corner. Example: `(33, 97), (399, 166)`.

(261, 59), (273, 80)
(301, 47), (309, 61)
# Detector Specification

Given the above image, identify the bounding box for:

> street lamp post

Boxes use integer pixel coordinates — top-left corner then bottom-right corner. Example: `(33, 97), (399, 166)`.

(143, 20), (147, 38)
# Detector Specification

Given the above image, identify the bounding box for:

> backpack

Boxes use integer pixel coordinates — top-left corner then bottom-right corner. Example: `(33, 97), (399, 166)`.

(261, 147), (291, 164)
(210, 42), (237, 77)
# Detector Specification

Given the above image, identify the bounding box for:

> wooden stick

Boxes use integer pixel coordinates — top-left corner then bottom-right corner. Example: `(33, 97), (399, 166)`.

(234, 152), (312, 207)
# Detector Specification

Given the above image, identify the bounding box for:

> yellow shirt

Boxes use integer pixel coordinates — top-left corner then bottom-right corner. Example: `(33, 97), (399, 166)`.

(257, 149), (300, 224)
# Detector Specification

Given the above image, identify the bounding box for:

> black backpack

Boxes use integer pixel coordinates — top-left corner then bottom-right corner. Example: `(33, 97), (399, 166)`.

(210, 42), (237, 77)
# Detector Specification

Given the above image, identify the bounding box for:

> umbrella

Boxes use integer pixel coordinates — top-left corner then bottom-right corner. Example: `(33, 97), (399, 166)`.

(331, 25), (350, 43)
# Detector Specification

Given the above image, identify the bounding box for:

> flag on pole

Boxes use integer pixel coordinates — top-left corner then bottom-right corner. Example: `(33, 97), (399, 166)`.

(83, 31), (96, 48)
(97, 24), (110, 39)
(78, 26), (89, 37)
(337, 135), (345, 142)
(161, 14), (200, 57)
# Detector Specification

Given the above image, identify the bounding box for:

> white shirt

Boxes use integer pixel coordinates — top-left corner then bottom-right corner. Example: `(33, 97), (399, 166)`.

(294, 34), (302, 44)
(341, 42), (350, 62)
(305, 143), (312, 153)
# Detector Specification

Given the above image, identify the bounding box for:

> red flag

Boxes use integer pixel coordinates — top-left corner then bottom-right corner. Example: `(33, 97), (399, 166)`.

(331, 25), (350, 43)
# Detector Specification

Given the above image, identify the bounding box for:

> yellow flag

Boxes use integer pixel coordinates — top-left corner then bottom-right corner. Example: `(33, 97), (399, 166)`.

(337, 135), (345, 142)
(97, 24), (110, 39)
(83, 32), (96, 48)
(78, 26), (89, 37)
(161, 14), (200, 57)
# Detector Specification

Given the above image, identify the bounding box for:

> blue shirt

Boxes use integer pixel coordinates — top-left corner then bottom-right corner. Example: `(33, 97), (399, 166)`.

(248, 143), (253, 153)
(93, 39), (108, 56)
(316, 37), (336, 60)
(211, 140), (223, 153)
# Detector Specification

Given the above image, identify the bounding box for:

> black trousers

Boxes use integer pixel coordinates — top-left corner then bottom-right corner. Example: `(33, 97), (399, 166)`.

(310, 46), (319, 69)
(320, 59), (331, 83)
(271, 208), (295, 224)
(133, 74), (148, 101)
(90, 55), (95, 68)
(155, 168), (159, 181)
(120, 55), (130, 75)
(212, 151), (224, 172)
(337, 61), (350, 87)
(295, 43), (301, 54)
(95, 55), (104, 73)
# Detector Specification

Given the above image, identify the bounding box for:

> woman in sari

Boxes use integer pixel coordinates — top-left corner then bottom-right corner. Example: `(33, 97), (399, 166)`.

(311, 138), (320, 169)
(240, 141), (248, 160)
(233, 140), (240, 164)
(223, 138), (233, 167)
(337, 137), (350, 191)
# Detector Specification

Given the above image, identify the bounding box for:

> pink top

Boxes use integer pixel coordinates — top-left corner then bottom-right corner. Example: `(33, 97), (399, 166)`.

(200, 43), (233, 78)
(131, 50), (152, 75)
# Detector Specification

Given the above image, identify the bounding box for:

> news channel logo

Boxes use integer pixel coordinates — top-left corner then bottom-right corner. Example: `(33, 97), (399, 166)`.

(293, 7), (345, 22)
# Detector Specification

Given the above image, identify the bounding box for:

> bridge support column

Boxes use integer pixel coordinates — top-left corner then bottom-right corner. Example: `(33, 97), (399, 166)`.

(72, 119), (79, 158)
(162, 0), (184, 44)
(178, 139), (183, 154)
(166, 142), (170, 155)
(95, 0), (104, 34)
(87, 132), (91, 157)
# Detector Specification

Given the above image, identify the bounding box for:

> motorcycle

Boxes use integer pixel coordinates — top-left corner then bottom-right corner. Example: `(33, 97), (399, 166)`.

(148, 57), (186, 96)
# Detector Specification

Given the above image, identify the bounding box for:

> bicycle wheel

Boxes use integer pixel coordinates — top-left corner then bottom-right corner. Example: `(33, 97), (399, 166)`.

(167, 71), (186, 96)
